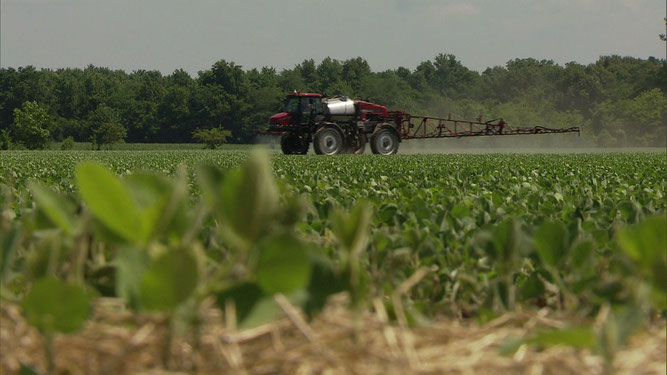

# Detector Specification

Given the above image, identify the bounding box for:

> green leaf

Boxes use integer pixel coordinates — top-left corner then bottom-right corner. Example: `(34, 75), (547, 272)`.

(498, 337), (524, 356)
(598, 303), (645, 360)
(617, 201), (636, 222)
(378, 204), (398, 224)
(502, 326), (595, 356)
(373, 232), (391, 253)
(232, 151), (279, 239)
(22, 277), (91, 334)
(613, 303), (644, 347)
(332, 202), (372, 256)
(302, 253), (344, 317)
(520, 272), (545, 300)
(114, 246), (150, 310)
(197, 162), (226, 214)
(125, 172), (172, 239)
(126, 167), (191, 241)
(236, 295), (285, 328)
(534, 221), (568, 267)
(488, 218), (522, 267)
(198, 151), (279, 245)
(216, 283), (309, 328)
(75, 162), (143, 243)
(19, 364), (41, 375)
(24, 233), (68, 282)
(617, 215), (667, 292)
(451, 203), (470, 219)
(255, 233), (312, 294)
(217, 283), (266, 324)
(528, 326), (595, 349)
(0, 226), (21, 284)
(28, 182), (76, 235)
(570, 240), (594, 268)
(139, 249), (199, 311)
(475, 308), (499, 325)
(278, 195), (308, 228)
(216, 283), (283, 328)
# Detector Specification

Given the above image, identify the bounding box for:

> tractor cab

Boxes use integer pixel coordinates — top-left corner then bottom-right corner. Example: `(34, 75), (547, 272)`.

(270, 93), (323, 127)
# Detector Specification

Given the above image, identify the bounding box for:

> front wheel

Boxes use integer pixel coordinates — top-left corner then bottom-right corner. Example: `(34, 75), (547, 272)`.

(280, 132), (309, 155)
(313, 126), (345, 155)
(370, 127), (399, 155)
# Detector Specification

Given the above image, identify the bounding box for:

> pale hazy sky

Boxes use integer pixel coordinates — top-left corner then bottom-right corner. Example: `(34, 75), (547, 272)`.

(1, 0), (665, 75)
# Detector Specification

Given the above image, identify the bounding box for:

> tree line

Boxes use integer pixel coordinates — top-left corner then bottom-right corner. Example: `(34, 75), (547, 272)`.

(0, 54), (665, 148)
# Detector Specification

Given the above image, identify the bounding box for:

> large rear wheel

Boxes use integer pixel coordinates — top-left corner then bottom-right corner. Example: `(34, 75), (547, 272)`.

(370, 127), (399, 155)
(313, 126), (345, 155)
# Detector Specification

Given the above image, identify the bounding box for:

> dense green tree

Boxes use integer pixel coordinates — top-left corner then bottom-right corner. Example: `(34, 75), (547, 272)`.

(247, 67), (279, 89)
(60, 136), (75, 150)
(326, 81), (355, 97)
(197, 60), (252, 141)
(480, 58), (562, 102)
(592, 56), (662, 99)
(359, 71), (417, 110)
(294, 59), (318, 90)
(192, 127), (231, 149)
(0, 54), (664, 147)
(157, 86), (193, 142)
(244, 67), (283, 132)
(13, 101), (51, 149)
(93, 122), (127, 150)
(342, 57), (371, 94)
(279, 69), (307, 93)
(86, 104), (126, 149)
(593, 89), (667, 146)
(1, 129), (11, 150)
(411, 60), (436, 91)
(199, 60), (247, 95)
(431, 53), (479, 96)
(557, 63), (603, 115)
(316, 57), (344, 93)
(87, 104), (120, 132)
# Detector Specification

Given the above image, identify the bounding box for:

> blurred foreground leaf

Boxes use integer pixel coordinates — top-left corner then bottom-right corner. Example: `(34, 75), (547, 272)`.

(76, 162), (143, 243)
(617, 215), (667, 295)
(28, 182), (76, 235)
(535, 221), (568, 267)
(22, 277), (91, 334)
(255, 233), (312, 294)
(139, 249), (199, 311)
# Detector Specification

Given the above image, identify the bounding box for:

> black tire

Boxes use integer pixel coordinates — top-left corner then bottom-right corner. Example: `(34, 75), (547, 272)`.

(313, 126), (345, 155)
(281, 133), (309, 155)
(297, 141), (309, 154)
(370, 127), (399, 155)
(280, 133), (297, 154)
(295, 135), (309, 154)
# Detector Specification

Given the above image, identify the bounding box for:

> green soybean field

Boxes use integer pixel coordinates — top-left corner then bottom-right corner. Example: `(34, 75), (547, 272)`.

(1, 150), (665, 374)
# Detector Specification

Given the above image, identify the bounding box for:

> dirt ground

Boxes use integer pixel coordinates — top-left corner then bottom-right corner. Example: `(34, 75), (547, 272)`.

(1, 296), (665, 375)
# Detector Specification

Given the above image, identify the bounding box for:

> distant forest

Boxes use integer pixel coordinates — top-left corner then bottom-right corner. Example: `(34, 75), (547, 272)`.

(1, 54), (665, 147)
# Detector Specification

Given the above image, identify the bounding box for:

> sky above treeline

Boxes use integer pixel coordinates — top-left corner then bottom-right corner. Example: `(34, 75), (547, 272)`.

(1, 0), (665, 75)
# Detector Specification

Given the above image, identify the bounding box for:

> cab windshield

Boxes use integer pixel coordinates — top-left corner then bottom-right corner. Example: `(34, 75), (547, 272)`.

(284, 96), (322, 114)
(284, 97), (300, 113)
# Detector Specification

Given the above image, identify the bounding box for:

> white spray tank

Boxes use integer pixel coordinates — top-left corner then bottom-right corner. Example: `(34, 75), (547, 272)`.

(323, 96), (356, 117)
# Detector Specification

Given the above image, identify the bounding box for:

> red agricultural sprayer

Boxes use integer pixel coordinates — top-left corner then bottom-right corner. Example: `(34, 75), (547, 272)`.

(260, 92), (580, 155)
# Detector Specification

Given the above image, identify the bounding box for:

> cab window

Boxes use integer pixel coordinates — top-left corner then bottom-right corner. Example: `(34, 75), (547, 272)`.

(284, 97), (299, 113)
(299, 97), (322, 114)
(312, 98), (322, 113)
(300, 98), (313, 113)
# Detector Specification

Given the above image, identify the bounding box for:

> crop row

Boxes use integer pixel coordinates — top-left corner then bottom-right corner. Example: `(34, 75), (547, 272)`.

(0, 150), (665, 373)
